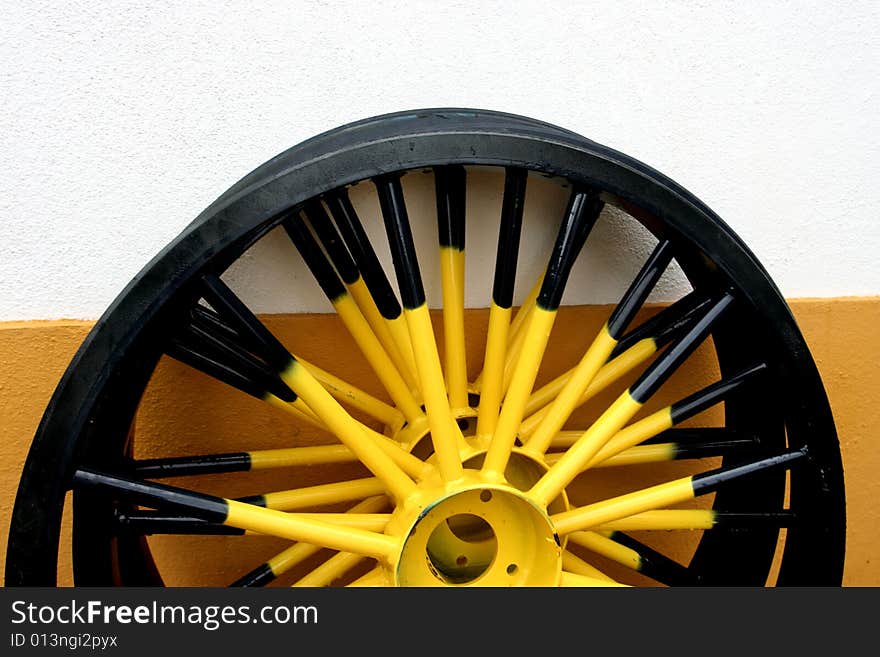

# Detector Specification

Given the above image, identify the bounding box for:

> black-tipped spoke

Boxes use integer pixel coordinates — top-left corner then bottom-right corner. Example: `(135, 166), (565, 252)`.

(230, 564), (276, 587)
(201, 274), (293, 372)
(521, 239), (675, 454)
(629, 293), (735, 404)
(475, 167), (529, 438)
(375, 174), (425, 310)
(493, 168), (528, 309)
(611, 291), (715, 358)
(537, 188), (604, 312)
(483, 187), (605, 477)
(303, 201), (360, 286)
(551, 448), (809, 536)
(283, 201), (423, 422)
(670, 362), (768, 425)
(435, 166), (467, 252)
(74, 469), (230, 523)
(116, 513), (242, 536)
(435, 165), (469, 410)
(325, 189), (403, 321)
(610, 532), (699, 586)
(376, 172), (463, 481)
(282, 212), (348, 303)
(691, 447), (809, 496)
(173, 320), (295, 401)
(133, 453), (252, 478)
(607, 240), (675, 339)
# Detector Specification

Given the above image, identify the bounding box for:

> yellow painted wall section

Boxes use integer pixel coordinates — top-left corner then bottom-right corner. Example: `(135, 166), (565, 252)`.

(0, 299), (877, 586)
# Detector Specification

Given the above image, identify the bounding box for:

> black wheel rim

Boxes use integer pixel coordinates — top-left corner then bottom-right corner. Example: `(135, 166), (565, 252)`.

(6, 109), (845, 587)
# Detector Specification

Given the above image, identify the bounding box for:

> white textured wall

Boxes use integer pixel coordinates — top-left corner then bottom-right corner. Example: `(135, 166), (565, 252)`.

(1, 1), (878, 320)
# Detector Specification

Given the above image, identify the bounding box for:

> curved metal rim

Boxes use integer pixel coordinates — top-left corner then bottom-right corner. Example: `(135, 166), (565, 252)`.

(6, 108), (844, 586)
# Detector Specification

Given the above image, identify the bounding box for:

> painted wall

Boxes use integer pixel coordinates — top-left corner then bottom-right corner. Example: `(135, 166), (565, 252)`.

(1, 2), (878, 586)
(1, 1), (879, 320)
(1, 299), (878, 585)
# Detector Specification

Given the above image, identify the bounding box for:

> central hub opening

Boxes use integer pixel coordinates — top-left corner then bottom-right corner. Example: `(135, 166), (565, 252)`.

(426, 513), (497, 584)
(395, 485), (561, 586)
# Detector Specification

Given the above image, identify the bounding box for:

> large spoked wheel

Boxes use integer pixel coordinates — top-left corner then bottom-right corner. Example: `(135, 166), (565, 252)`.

(7, 109), (844, 587)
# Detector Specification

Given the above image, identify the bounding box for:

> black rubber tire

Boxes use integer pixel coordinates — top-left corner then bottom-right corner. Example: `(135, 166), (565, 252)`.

(6, 109), (845, 586)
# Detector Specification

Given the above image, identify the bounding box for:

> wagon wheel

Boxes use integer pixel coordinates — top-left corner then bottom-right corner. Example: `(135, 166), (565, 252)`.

(6, 109), (844, 587)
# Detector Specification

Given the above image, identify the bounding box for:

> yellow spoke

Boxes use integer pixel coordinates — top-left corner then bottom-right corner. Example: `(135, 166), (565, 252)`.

(266, 393), (429, 482)
(347, 276), (419, 391)
(559, 571), (628, 587)
(482, 306), (557, 478)
(293, 552), (366, 587)
(545, 406), (674, 466)
(550, 476), (695, 535)
(279, 360), (417, 501)
(224, 500), (398, 560)
(471, 279), (538, 393)
(568, 531), (641, 570)
(592, 509), (716, 532)
(258, 477), (387, 511)
(508, 273), (544, 346)
(332, 294), (424, 422)
(248, 444), (360, 470)
(346, 566), (387, 587)
(386, 313), (419, 386)
(561, 550), (617, 582)
(289, 513), (390, 532)
(298, 356), (404, 430)
(475, 302), (511, 438)
(405, 303), (465, 482)
(500, 311), (532, 393)
(529, 392), (644, 506)
(238, 496), (387, 583)
(439, 246), (469, 413)
(520, 337), (657, 436)
(546, 442), (677, 468)
(265, 394), (327, 430)
(522, 324), (618, 456)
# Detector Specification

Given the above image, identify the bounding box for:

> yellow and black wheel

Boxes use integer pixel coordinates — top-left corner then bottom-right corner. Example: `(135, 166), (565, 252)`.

(6, 110), (844, 586)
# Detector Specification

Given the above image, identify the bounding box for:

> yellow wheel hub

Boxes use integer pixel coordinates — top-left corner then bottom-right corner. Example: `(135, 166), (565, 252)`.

(395, 483), (561, 587)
